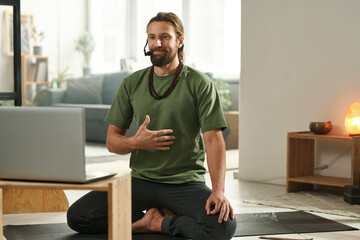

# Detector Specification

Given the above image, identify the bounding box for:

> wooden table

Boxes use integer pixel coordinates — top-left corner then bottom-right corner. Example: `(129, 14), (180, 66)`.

(287, 131), (360, 192)
(0, 173), (131, 240)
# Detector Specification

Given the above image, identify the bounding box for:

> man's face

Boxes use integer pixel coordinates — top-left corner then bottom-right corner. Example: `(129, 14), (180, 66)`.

(147, 21), (183, 67)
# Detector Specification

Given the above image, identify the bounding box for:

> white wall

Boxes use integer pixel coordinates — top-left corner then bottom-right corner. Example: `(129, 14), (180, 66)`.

(239, 0), (360, 185)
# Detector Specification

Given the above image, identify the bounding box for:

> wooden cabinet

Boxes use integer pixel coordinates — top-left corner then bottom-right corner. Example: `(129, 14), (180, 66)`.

(224, 111), (239, 149)
(286, 131), (360, 192)
(21, 54), (49, 102)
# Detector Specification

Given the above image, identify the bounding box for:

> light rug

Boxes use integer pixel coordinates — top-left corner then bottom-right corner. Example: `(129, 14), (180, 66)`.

(243, 191), (360, 218)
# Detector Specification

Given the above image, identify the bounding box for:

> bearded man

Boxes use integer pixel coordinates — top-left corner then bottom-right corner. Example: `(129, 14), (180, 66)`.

(67, 12), (237, 240)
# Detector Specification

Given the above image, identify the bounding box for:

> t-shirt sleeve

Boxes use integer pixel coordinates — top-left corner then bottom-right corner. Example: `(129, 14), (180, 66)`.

(104, 79), (134, 129)
(197, 79), (227, 133)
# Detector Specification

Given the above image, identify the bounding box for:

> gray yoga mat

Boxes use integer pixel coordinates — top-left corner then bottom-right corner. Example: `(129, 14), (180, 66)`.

(234, 210), (357, 236)
(3, 211), (357, 239)
(3, 224), (187, 240)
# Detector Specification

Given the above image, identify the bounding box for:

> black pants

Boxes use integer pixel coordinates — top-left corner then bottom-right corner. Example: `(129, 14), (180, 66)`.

(67, 177), (237, 240)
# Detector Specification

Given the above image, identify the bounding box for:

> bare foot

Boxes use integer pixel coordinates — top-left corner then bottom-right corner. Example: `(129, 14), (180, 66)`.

(132, 208), (164, 233)
(160, 208), (176, 216)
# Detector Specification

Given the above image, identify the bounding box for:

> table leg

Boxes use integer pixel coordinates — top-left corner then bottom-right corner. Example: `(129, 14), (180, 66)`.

(352, 137), (360, 185)
(108, 175), (131, 240)
(1, 188), (3, 240)
(287, 137), (315, 192)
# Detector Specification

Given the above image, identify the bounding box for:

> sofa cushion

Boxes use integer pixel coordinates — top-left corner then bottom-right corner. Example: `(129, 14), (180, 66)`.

(102, 71), (129, 105)
(64, 76), (103, 104)
(53, 103), (110, 120)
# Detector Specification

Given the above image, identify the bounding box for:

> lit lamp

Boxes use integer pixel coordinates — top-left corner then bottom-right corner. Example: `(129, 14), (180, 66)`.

(345, 102), (360, 136)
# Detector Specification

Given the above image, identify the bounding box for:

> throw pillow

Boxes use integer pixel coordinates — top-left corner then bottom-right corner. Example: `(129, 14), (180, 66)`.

(64, 76), (103, 104)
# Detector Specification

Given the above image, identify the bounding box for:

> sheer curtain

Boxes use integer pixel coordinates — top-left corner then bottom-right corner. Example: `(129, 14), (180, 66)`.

(184, 0), (240, 79)
(89, 0), (127, 73)
(89, 0), (240, 79)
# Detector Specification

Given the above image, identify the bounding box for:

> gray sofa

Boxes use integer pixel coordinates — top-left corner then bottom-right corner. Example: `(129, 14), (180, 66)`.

(46, 71), (138, 143)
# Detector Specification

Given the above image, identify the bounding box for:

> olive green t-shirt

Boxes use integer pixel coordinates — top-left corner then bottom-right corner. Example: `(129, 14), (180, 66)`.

(105, 65), (227, 184)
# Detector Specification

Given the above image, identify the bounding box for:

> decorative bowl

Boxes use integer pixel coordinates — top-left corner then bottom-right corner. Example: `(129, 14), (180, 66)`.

(309, 121), (332, 134)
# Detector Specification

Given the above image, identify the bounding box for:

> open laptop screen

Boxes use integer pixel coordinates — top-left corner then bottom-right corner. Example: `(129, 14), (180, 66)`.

(0, 107), (88, 182)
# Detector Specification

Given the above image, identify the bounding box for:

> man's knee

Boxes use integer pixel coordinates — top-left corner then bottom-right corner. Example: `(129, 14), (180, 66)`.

(67, 204), (82, 232)
(218, 218), (237, 240)
(66, 202), (107, 234)
(211, 218), (237, 240)
(66, 191), (108, 233)
(199, 215), (237, 240)
(67, 204), (90, 233)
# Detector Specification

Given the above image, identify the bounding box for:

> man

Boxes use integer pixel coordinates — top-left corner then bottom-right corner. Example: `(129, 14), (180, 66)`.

(67, 12), (236, 240)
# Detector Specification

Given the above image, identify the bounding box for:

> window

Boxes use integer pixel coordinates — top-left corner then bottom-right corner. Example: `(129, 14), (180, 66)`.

(89, 0), (240, 79)
(89, 0), (127, 73)
(186, 0), (241, 79)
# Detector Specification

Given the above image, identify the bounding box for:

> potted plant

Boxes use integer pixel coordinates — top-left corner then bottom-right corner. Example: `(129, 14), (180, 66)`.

(75, 32), (96, 76)
(31, 26), (45, 55)
(214, 78), (233, 111)
(50, 67), (70, 89)
(0, 101), (14, 106)
(214, 78), (238, 149)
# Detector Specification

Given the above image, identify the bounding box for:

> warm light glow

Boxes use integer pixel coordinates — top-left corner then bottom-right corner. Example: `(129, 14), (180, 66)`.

(345, 102), (360, 136)
(352, 117), (360, 126)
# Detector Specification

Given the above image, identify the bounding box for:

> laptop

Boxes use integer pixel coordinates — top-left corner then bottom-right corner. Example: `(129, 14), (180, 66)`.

(0, 107), (116, 183)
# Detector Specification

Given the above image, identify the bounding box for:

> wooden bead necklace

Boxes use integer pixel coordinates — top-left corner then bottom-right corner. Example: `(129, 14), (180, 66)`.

(148, 62), (184, 100)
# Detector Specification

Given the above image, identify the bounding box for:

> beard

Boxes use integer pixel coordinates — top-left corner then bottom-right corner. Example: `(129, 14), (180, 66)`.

(150, 48), (176, 67)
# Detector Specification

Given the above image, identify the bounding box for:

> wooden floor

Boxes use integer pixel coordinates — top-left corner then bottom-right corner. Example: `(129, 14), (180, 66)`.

(2, 169), (360, 240)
